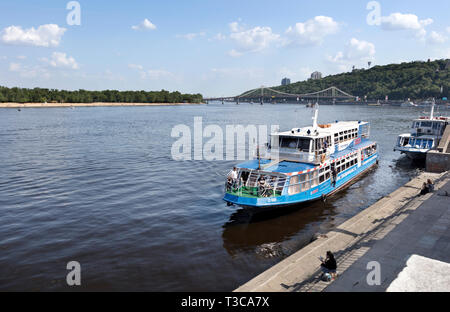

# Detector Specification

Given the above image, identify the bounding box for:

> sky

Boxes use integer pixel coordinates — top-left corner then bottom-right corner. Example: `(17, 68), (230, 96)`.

(0, 0), (449, 97)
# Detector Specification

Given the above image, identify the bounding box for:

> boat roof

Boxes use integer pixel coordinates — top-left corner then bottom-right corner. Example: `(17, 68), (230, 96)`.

(332, 138), (375, 159)
(273, 121), (368, 139)
(236, 138), (376, 174)
(236, 159), (315, 174)
(413, 116), (449, 122)
(400, 134), (438, 139)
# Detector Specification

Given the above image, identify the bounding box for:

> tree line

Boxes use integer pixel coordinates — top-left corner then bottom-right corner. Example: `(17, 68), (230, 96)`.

(271, 59), (449, 101)
(0, 87), (203, 104)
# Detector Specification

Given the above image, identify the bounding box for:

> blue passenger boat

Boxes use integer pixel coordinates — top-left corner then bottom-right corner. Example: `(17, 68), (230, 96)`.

(223, 105), (379, 208)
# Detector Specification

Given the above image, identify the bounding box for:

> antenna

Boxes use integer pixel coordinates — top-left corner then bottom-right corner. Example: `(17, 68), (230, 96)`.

(430, 98), (435, 120)
(312, 102), (319, 130)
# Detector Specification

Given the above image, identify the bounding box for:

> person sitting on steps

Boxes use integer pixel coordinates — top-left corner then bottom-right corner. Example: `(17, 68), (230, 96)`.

(419, 182), (429, 196)
(320, 251), (337, 280)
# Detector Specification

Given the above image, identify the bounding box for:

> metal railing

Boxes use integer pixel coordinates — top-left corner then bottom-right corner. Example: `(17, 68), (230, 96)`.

(225, 171), (288, 198)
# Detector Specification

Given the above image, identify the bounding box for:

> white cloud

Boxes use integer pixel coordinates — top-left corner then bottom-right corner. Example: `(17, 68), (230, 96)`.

(1, 24), (66, 47)
(428, 31), (447, 44)
(212, 33), (226, 41)
(128, 64), (144, 71)
(228, 21), (280, 56)
(128, 63), (175, 80)
(328, 38), (375, 71)
(8, 62), (50, 79)
(229, 22), (241, 33)
(145, 69), (174, 80)
(380, 13), (433, 38)
(447, 27), (450, 34)
(176, 32), (206, 40)
(285, 16), (339, 46)
(9, 62), (21, 72)
(43, 52), (79, 69)
(227, 49), (243, 58)
(131, 19), (156, 31)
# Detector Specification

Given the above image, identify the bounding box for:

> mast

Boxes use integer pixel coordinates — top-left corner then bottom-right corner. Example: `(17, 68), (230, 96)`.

(312, 102), (319, 130)
(430, 98), (435, 120)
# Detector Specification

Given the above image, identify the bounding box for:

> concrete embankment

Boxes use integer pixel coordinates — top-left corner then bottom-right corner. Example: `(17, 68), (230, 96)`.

(235, 171), (449, 292)
(427, 124), (450, 173)
(0, 102), (204, 108)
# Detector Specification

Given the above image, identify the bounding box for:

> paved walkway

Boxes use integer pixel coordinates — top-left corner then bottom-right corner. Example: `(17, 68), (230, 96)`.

(323, 176), (450, 292)
(235, 171), (449, 292)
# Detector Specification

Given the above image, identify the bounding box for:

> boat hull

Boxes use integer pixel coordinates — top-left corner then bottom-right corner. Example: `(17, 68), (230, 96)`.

(394, 146), (428, 160)
(223, 153), (378, 208)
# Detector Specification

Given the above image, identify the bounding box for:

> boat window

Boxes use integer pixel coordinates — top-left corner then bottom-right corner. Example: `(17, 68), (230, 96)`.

(298, 138), (311, 152)
(303, 180), (310, 191)
(280, 137), (299, 149)
(311, 171), (319, 187)
(319, 175), (325, 183)
(280, 137), (311, 152)
(421, 121), (432, 127)
(288, 175), (301, 195)
(299, 174), (306, 182)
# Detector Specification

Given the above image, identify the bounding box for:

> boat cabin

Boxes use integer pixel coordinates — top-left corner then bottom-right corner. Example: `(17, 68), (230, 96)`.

(267, 120), (370, 164)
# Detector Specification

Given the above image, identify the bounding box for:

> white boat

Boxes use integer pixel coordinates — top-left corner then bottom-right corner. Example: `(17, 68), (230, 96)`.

(394, 100), (449, 160)
(223, 104), (379, 208)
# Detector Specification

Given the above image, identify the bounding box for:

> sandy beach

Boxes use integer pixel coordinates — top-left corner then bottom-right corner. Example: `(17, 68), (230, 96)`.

(0, 102), (204, 108)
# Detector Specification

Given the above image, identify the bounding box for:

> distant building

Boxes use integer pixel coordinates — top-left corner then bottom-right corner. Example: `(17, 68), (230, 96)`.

(281, 78), (291, 86)
(310, 71), (322, 80)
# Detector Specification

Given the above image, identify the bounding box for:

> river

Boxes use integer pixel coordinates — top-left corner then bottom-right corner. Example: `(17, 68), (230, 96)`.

(0, 103), (441, 291)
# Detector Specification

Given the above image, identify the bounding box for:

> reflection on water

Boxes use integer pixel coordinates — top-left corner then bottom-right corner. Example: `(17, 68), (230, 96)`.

(222, 201), (331, 259)
(0, 104), (436, 291)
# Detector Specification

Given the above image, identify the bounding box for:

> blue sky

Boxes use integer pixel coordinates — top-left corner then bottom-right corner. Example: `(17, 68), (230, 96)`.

(0, 0), (449, 97)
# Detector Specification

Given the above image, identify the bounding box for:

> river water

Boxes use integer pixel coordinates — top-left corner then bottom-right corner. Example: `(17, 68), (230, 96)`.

(0, 103), (441, 291)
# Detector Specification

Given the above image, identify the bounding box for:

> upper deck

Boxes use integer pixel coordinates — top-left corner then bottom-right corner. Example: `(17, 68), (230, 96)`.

(264, 120), (371, 165)
(409, 116), (449, 137)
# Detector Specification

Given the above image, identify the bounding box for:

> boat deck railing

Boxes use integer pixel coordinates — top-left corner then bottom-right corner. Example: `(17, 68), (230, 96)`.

(225, 175), (288, 198)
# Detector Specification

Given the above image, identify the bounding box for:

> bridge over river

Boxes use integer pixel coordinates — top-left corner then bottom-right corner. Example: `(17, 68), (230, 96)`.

(204, 86), (356, 104)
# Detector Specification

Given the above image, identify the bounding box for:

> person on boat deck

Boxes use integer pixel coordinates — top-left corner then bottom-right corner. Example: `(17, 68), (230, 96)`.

(227, 167), (239, 189)
(331, 166), (337, 187)
(258, 176), (268, 197)
(419, 182), (429, 196)
(427, 179), (435, 192)
(323, 139), (328, 150)
(320, 251), (337, 276)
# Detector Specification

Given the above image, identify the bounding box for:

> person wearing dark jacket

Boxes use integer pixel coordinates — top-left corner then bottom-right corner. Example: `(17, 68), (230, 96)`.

(320, 251), (337, 276)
